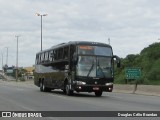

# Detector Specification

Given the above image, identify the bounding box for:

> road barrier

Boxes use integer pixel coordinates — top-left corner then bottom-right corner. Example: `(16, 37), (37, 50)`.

(113, 84), (160, 96)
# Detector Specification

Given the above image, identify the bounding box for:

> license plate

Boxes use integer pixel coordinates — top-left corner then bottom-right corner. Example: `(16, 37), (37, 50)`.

(93, 87), (99, 90)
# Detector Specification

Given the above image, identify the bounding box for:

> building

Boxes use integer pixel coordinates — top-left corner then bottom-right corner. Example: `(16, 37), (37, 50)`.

(23, 67), (35, 80)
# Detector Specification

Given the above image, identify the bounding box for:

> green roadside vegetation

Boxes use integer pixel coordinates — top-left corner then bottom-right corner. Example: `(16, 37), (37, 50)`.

(115, 42), (160, 85)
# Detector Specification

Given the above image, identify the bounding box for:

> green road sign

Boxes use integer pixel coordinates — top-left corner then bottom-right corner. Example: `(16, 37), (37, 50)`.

(125, 68), (141, 79)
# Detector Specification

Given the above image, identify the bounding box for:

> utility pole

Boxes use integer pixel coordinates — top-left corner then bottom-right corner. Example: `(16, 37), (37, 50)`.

(1, 53), (3, 74)
(15, 35), (20, 81)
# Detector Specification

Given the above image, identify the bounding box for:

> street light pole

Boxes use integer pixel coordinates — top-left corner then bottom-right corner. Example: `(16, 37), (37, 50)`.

(39, 14), (43, 51)
(0, 49), (3, 73)
(36, 13), (48, 51)
(1, 53), (3, 73)
(5, 47), (8, 66)
(15, 35), (20, 81)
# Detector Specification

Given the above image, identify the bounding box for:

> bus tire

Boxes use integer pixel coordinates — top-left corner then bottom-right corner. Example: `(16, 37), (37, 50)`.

(40, 80), (51, 92)
(65, 83), (73, 96)
(40, 80), (44, 92)
(95, 91), (102, 97)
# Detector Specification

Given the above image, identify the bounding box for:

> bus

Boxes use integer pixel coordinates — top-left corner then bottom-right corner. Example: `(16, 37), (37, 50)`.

(34, 41), (120, 96)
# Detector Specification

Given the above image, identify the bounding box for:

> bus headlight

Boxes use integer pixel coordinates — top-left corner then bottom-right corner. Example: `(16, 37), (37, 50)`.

(105, 83), (113, 86)
(75, 81), (86, 85)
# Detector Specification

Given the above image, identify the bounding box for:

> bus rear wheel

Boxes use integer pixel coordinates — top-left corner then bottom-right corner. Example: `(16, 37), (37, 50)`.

(95, 91), (102, 97)
(40, 80), (44, 92)
(40, 80), (51, 92)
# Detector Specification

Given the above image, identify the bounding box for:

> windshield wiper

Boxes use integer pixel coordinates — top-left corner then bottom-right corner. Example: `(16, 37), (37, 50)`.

(87, 61), (94, 77)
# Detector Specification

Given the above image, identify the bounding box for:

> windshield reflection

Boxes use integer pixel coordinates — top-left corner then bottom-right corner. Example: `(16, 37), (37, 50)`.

(76, 56), (112, 78)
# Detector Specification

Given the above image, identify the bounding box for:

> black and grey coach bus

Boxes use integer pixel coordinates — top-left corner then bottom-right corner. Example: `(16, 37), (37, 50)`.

(34, 41), (120, 96)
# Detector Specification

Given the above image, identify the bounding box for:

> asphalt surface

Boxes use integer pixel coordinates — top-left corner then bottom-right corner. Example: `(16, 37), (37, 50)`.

(0, 80), (160, 120)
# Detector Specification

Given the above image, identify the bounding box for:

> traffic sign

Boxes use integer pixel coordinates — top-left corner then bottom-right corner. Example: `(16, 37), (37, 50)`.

(125, 68), (141, 79)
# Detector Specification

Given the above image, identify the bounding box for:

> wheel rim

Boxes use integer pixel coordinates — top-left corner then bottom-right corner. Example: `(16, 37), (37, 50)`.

(40, 81), (42, 91)
(40, 81), (44, 91)
(42, 83), (44, 89)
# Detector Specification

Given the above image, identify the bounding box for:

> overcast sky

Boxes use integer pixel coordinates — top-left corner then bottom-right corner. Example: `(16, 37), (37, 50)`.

(0, 0), (160, 68)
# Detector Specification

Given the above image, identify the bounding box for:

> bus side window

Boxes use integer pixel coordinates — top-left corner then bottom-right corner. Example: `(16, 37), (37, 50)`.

(64, 47), (69, 59)
(54, 50), (58, 60)
(49, 51), (53, 62)
(39, 54), (41, 63)
(45, 52), (49, 62)
(61, 48), (64, 59)
(57, 48), (63, 59)
(41, 53), (43, 63)
(52, 50), (55, 61)
(70, 45), (76, 57)
(36, 54), (39, 64)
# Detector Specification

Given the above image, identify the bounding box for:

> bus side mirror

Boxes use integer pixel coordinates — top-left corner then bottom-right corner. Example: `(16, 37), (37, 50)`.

(72, 54), (78, 65)
(112, 55), (121, 68)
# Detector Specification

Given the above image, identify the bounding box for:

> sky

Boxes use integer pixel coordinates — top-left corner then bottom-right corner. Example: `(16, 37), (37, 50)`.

(0, 0), (160, 68)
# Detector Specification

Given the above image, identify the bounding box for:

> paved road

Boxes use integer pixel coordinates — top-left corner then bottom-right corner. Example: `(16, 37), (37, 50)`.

(0, 80), (160, 120)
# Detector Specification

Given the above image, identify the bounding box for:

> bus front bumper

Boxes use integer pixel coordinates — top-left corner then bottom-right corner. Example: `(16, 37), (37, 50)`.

(73, 83), (113, 92)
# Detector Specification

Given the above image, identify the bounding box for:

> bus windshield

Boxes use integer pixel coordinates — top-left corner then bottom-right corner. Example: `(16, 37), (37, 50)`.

(78, 45), (112, 56)
(76, 56), (113, 78)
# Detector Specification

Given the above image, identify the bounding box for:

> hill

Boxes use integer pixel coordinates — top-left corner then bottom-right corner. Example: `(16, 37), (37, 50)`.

(115, 42), (160, 85)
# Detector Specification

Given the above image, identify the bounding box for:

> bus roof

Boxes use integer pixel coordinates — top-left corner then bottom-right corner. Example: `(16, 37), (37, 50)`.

(36, 41), (111, 54)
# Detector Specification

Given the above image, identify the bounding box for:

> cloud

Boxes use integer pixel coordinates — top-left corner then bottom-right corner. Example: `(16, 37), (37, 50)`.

(0, 0), (160, 67)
